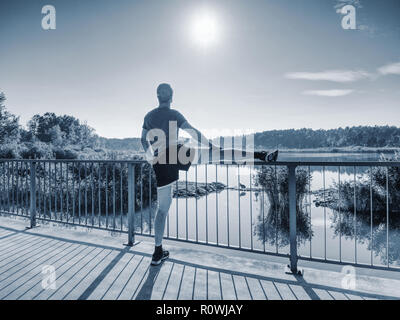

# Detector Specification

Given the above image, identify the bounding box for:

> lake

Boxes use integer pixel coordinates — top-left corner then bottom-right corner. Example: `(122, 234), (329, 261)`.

(158, 152), (400, 268)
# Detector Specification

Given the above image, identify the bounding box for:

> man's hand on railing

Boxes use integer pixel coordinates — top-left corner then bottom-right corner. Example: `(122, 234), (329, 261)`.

(144, 149), (155, 165)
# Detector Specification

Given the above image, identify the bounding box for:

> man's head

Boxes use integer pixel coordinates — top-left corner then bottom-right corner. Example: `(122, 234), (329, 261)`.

(157, 83), (173, 104)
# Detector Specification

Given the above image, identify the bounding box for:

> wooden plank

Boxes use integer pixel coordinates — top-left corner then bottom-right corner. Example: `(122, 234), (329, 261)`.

(207, 270), (221, 300)
(0, 241), (70, 298)
(193, 268), (207, 300)
(4, 243), (83, 300)
(288, 284), (312, 300)
(232, 275), (251, 300)
(260, 280), (282, 300)
(47, 248), (111, 300)
(163, 263), (185, 300)
(326, 290), (348, 300)
(146, 261), (173, 300)
(102, 255), (143, 300)
(313, 288), (334, 300)
(64, 249), (120, 300)
(0, 238), (57, 271)
(117, 256), (150, 300)
(246, 277), (266, 300)
(31, 245), (95, 300)
(343, 293), (363, 300)
(220, 273), (236, 300)
(87, 252), (135, 300)
(35, 246), (104, 300)
(177, 266), (195, 300)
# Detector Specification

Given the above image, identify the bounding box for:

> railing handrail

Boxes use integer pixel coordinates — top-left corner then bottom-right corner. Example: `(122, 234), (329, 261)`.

(1, 158), (400, 167)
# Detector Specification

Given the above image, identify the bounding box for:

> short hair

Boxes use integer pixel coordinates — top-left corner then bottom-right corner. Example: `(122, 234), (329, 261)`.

(157, 83), (173, 103)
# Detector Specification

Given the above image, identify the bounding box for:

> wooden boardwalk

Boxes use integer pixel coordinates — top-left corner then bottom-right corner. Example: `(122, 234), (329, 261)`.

(0, 216), (399, 300)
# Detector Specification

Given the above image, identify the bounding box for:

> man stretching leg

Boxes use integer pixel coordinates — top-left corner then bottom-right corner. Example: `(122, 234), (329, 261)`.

(141, 83), (277, 266)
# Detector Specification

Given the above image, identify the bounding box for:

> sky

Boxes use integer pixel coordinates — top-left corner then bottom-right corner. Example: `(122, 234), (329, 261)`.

(0, 0), (399, 138)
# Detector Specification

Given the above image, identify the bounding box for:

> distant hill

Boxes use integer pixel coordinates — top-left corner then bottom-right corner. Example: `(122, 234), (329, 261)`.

(253, 126), (400, 149)
(99, 126), (400, 152)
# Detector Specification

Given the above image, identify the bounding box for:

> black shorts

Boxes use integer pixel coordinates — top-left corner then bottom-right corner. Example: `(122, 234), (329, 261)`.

(152, 145), (194, 188)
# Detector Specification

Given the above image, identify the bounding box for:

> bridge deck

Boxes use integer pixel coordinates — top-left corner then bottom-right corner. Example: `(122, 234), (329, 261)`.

(0, 216), (399, 300)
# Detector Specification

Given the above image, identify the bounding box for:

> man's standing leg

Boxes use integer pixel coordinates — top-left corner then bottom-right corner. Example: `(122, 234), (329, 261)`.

(152, 184), (173, 265)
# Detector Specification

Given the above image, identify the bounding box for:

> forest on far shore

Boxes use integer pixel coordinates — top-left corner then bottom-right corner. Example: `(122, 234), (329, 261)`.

(1, 92), (399, 160)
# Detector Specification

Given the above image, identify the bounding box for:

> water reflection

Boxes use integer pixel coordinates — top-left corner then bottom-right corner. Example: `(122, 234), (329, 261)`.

(253, 166), (312, 248)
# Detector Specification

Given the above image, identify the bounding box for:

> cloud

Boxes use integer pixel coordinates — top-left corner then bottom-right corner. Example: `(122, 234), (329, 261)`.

(285, 70), (371, 83)
(378, 62), (400, 75)
(302, 89), (354, 97)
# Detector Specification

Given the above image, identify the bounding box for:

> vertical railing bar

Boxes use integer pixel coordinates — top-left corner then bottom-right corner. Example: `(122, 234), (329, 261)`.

(288, 165), (298, 273)
(185, 171), (189, 241)
(54, 162), (57, 221)
(66, 162), (69, 223)
(15, 161), (19, 214)
(78, 163), (82, 224)
(238, 165), (241, 249)
(105, 164), (108, 228)
(175, 179), (178, 239)
(98, 163), (101, 228)
(140, 164), (143, 234)
(149, 165), (152, 235)
(19, 162), (22, 215)
(370, 166), (373, 267)
(275, 165), (278, 254)
(60, 162), (63, 222)
(308, 165), (312, 259)
(386, 166), (389, 268)
(249, 166), (253, 251)
(83, 162), (87, 226)
(0, 162), (3, 212)
(186, 170), (189, 241)
(226, 165), (229, 247)
(43, 162), (47, 218)
(91, 163), (95, 227)
(29, 161), (36, 228)
(215, 165), (219, 246)
(113, 163), (116, 230)
(323, 166), (326, 261)
(37, 162), (40, 218)
(11, 161), (14, 213)
(127, 163), (135, 246)
(354, 166), (357, 264)
(195, 165), (198, 243)
(72, 162), (75, 224)
(205, 164), (208, 244)
(7, 162), (10, 212)
(120, 163), (123, 231)
(262, 167), (265, 253)
(338, 166), (342, 263)
(25, 162), (28, 216)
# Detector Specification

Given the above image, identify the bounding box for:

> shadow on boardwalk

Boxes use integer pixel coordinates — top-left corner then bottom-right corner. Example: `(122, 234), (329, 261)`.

(0, 220), (398, 300)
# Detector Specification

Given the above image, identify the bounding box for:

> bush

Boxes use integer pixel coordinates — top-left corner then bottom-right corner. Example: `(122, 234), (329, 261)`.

(20, 142), (53, 159)
(53, 147), (78, 160)
(0, 143), (19, 159)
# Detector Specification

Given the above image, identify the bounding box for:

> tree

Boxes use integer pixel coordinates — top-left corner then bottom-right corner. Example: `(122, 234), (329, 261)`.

(0, 92), (20, 144)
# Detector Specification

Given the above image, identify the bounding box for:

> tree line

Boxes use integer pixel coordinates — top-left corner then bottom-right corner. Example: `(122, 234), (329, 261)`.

(254, 127), (400, 149)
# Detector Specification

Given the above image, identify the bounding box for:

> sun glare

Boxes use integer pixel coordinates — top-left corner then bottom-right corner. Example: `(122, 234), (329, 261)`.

(190, 10), (220, 48)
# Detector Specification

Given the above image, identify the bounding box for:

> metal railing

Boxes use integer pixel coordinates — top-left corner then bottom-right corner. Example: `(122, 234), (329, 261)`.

(1, 159), (400, 274)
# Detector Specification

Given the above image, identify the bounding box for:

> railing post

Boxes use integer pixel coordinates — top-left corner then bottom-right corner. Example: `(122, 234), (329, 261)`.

(126, 163), (135, 246)
(287, 165), (302, 275)
(29, 162), (37, 228)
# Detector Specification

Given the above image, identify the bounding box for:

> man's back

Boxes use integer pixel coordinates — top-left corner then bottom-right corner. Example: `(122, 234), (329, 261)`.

(142, 107), (187, 151)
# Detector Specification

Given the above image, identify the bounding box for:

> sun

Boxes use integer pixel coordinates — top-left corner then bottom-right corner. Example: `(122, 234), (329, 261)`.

(190, 10), (220, 48)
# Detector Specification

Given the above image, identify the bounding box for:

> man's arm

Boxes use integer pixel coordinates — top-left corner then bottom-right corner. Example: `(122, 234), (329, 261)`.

(180, 121), (219, 149)
(141, 128), (154, 162)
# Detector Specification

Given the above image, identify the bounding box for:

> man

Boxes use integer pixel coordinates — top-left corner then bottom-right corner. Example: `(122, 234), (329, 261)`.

(141, 83), (277, 266)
